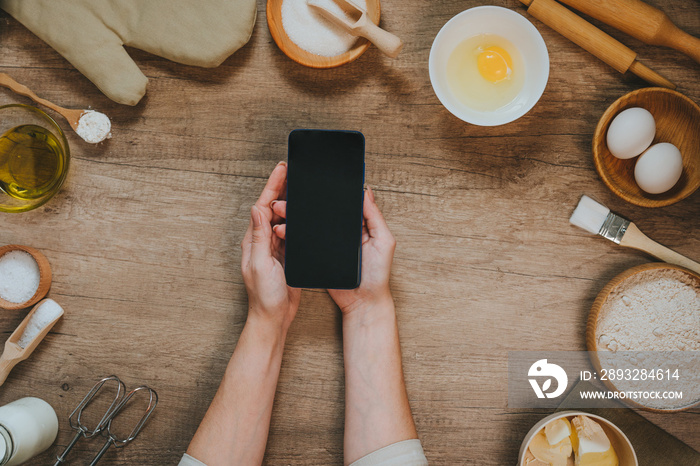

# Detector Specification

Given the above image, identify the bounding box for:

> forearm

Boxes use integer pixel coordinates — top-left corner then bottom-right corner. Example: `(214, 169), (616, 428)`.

(187, 317), (287, 466)
(342, 299), (418, 465)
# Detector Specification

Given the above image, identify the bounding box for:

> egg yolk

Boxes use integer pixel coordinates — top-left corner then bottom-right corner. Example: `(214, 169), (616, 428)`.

(477, 46), (513, 83)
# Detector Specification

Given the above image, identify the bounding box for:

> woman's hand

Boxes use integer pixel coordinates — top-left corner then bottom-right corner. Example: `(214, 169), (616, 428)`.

(241, 162), (301, 332)
(272, 186), (396, 316)
(188, 163), (300, 464)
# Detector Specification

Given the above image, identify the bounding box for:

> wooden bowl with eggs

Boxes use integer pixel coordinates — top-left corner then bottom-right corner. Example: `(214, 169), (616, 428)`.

(593, 87), (700, 208)
(267, 0), (380, 68)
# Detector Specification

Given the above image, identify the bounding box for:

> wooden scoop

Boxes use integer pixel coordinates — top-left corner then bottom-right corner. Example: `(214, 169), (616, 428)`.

(0, 299), (64, 386)
(307, 0), (403, 58)
(0, 72), (87, 136)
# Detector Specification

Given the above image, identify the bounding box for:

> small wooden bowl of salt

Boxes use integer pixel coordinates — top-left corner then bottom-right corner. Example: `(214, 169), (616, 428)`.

(267, 0), (381, 68)
(0, 245), (52, 311)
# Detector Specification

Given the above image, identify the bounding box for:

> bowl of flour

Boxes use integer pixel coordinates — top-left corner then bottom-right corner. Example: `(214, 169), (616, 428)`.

(587, 263), (700, 412)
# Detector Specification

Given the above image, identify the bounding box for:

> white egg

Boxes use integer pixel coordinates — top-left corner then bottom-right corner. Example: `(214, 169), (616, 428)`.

(606, 107), (656, 159)
(634, 143), (683, 194)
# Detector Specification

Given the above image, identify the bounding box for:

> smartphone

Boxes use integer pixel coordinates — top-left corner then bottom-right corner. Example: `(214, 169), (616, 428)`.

(285, 129), (365, 289)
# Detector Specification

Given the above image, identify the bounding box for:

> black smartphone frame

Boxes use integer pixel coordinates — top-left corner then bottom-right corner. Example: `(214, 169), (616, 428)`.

(284, 129), (365, 289)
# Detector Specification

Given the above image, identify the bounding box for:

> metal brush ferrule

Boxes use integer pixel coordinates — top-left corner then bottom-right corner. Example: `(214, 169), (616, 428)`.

(598, 213), (630, 244)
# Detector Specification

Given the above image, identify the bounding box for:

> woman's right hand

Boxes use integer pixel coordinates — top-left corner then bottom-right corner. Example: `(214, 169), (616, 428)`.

(242, 162), (301, 333)
(271, 186), (396, 315)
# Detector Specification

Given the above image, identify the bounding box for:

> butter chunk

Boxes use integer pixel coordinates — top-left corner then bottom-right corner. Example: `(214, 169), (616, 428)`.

(529, 430), (573, 466)
(571, 416), (619, 466)
(524, 448), (549, 466)
(545, 418), (572, 446)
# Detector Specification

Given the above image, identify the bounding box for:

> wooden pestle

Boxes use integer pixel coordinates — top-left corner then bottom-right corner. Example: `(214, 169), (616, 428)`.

(518, 0), (675, 89)
(557, 0), (700, 64)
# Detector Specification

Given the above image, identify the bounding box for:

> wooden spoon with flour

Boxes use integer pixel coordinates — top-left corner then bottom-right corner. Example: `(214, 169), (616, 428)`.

(0, 72), (111, 143)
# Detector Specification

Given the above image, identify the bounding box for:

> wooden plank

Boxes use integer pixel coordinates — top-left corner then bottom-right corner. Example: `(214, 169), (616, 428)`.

(0, 0), (698, 463)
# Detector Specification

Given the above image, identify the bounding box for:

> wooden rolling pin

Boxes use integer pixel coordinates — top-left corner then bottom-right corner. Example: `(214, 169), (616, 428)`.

(557, 0), (700, 64)
(519, 0), (675, 89)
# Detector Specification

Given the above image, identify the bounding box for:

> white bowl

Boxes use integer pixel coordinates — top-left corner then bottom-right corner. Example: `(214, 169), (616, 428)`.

(429, 6), (549, 126)
(519, 411), (638, 466)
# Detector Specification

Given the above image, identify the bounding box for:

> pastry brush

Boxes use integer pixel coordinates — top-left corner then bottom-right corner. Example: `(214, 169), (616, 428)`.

(569, 195), (700, 274)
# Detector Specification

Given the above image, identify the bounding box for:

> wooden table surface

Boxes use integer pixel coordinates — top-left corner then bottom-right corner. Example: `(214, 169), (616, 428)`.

(1, 0), (698, 464)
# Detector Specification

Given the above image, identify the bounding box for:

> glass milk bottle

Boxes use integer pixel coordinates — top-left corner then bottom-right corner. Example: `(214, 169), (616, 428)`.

(0, 397), (58, 465)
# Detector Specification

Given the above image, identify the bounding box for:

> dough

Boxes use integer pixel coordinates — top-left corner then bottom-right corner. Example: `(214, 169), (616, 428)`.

(1, 0), (257, 105)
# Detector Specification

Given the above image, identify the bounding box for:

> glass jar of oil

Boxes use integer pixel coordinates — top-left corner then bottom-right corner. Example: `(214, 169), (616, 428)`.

(0, 105), (69, 213)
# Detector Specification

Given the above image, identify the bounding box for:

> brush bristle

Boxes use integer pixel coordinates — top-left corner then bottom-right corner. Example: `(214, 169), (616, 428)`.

(569, 195), (610, 235)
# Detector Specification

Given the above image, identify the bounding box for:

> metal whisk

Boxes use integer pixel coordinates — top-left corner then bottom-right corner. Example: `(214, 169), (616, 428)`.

(54, 375), (125, 465)
(89, 385), (159, 465)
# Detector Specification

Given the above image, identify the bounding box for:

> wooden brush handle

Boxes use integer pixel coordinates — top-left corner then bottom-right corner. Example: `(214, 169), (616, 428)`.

(557, 0), (700, 64)
(620, 223), (700, 274)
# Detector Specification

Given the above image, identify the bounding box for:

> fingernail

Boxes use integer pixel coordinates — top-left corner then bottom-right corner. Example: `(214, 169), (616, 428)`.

(270, 200), (278, 208)
(367, 185), (375, 202)
(277, 161), (287, 166)
(252, 206), (262, 227)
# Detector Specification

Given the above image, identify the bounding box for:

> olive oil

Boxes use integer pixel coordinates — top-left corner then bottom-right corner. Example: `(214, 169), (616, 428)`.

(0, 124), (65, 200)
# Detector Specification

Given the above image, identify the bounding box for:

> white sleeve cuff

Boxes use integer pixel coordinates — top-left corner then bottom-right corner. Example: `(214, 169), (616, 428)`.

(178, 453), (208, 466)
(178, 439), (428, 466)
(349, 439), (428, 466)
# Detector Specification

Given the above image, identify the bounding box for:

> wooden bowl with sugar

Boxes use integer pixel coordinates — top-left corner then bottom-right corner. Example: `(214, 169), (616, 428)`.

(267, 0), (380, 68)
(0, 245), (52, 311)
(593, 87), (700, 208)
(587, 263), (700, 412)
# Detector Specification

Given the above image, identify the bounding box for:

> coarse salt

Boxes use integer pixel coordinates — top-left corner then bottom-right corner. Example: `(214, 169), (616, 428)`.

(76, 110), (112, 144)
(281, 0), (367, 57)
(0, 250), (40, 304)
(17, 299), (64, 348)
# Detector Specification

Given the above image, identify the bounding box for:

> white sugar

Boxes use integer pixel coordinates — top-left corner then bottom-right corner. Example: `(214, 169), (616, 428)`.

(18, 299), (64, 349)
(76, 110), (112, 144)
(282, 0), (366, 57)
(0, 250), (40, 304)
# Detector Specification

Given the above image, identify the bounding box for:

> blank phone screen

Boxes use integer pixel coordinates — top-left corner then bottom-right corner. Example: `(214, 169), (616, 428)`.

(285, 129), (365, 289)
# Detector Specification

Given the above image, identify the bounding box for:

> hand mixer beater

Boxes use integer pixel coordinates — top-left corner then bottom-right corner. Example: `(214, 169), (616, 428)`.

(54, 375), (158, 465)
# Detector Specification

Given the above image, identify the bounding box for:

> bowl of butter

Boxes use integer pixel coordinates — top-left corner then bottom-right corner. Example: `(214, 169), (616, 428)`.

(519, 411), (637, 466)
